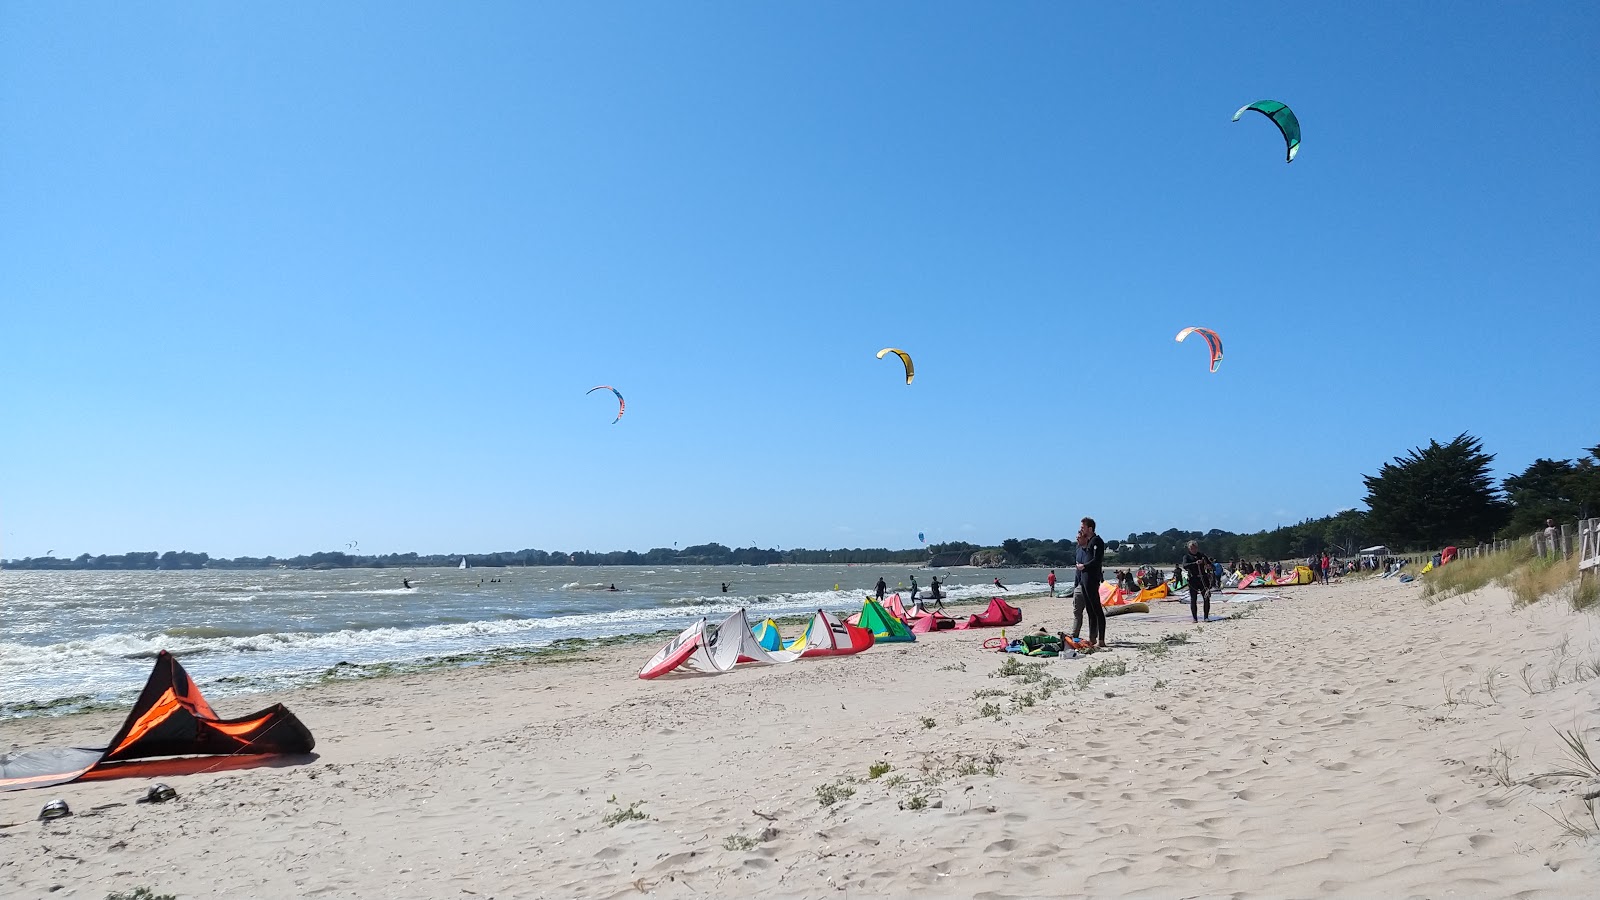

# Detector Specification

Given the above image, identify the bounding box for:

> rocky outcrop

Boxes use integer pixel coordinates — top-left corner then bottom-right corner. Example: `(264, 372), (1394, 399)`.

(969, 550), (1009, 568)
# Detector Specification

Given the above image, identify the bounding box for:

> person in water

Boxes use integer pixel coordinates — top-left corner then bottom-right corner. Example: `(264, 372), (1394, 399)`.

(1180, 540), (1214, 623)
(875, 577), (888, 601)
(909, 575), (920, 602)
(1074, 517), (1107, 649)
(607, 583), (618, 592)
(928, 576), (942, 602)
(992, 576), (1009, 592)
(720, 583), (729, 593)
(402, 578), (412, 589)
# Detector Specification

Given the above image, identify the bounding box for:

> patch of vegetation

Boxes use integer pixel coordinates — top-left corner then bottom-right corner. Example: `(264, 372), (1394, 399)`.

(868, 761), (893, 780)
(1011, 691), (1036, 710)
(1076, 658), (1127, 690)
(1518, 663), (1541, 697)
(1486, 744), (1516, 788)
(937, 661), (967, 672)
(722, 834), (759, 851)
(1537, 728), (1600, 781)
(815, 779), (856, 808)
(107, 890), (176, 900)
(1507, 555), (1579, 608)
(978, 702), (1003, 719)
(1153, 679), (1168, 690)
(1573, 573), (1599, 613)
(920, 716), (937, 730)
(883, 773), (906, 788)
(1481, 667), (1501, 704)
(601, 797), (648, 827)
(1140, 641), (1170, 658)
(971, 687), (1008, 699)
(900, 792), (928, 811)
(1161, 632), (1192, 645)
(1421, 544), (1532, 603)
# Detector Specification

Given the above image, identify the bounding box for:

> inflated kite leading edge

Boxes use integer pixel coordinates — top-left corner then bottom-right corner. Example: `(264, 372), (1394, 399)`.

(1232, 100), (1300, 163)
(1175, 326), (1224, 373)
(876, 348), (914, 384)
(586, 385), (625, 424)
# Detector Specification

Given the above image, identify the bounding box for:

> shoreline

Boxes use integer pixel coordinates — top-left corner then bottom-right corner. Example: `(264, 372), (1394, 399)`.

(0, 595), (1040, 722)
(3, 581), (1597, 897)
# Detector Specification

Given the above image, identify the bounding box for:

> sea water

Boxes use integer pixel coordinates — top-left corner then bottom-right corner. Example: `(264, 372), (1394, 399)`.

(0, 565), (1052, 716)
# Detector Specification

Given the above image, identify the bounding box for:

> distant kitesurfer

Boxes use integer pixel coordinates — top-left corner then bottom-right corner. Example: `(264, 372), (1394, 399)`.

(875, 577), (887, 601)
(608, 583), (618, 592)
(402, 578), (412, 589)
(992, 576), (1009, 592)
(721, 583), (729, 593)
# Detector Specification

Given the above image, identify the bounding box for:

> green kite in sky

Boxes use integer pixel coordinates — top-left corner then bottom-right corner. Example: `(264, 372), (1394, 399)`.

(1232, 100), (1300, 163)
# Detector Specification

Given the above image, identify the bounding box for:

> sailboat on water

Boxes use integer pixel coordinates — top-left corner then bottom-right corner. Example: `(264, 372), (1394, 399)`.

(459, 557), (469, 570)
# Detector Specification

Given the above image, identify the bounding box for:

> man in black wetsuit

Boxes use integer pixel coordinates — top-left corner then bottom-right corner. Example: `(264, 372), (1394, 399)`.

(875, 577), (887, 601)
(1074, 517), (1107, 649)
(1180, 540), (1214, 623)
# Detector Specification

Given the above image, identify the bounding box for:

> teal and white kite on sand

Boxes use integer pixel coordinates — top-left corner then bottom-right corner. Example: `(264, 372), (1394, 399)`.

(1232, 100), (1300, 163)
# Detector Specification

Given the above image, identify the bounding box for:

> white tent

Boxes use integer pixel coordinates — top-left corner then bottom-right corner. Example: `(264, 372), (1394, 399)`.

(1359, 545), (1391, 555)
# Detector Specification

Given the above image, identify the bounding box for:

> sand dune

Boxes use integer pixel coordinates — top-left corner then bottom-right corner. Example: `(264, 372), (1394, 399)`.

(3, 578), (1598, 898)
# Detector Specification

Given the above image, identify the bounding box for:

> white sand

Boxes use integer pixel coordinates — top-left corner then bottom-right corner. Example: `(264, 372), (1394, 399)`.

(3, 579), (1598, 898)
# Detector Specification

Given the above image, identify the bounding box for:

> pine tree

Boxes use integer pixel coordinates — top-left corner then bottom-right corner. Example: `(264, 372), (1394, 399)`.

(1362, 433), (1509, 549)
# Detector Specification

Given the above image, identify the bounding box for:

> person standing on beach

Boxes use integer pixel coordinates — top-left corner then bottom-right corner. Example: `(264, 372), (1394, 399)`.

(1075, 517), (1107, 649)
(1544, 518), (1559, 558)
(909, 575), (920, 602)
(875, 577), (887, 601)
(1047, 569), (1057, 597)
(1180, 540), (1213, 623)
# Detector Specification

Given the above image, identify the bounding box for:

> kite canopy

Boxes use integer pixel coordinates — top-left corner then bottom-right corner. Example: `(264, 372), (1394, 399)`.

(851, 598), (915, 643)
(1174, 326), (1224, 373)
(637, 610), (796, 679)
(586, 385), (625, 424)
(876, 348), (914, 384)
(1232, 100), (1300, 162)
(0, 652), (314, 792)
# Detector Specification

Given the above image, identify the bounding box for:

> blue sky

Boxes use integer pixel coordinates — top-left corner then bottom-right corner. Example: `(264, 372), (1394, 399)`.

(2, 2), (1596, 558)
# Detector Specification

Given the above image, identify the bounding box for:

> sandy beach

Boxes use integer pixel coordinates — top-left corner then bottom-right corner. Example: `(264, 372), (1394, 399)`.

(3, 577), (1598, 899)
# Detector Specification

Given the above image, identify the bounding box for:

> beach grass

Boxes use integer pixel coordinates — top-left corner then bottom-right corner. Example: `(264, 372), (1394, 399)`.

(1421, 545), (1531, 603)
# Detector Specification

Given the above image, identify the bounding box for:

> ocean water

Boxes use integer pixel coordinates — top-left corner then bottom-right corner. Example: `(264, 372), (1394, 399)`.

(0, 565), (1052, 716)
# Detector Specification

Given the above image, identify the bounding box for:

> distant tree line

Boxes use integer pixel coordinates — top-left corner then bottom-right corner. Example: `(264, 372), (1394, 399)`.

(6, 434), (1593, 571)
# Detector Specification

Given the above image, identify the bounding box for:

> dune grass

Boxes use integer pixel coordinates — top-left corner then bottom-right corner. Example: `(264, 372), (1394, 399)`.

(1421, 545), (1532, 603)
(1505, 554), (1578, 607)
(1421, 541), (1598, 613)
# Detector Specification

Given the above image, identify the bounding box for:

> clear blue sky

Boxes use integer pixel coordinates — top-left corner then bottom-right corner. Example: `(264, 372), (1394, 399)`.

(2, 2), (1596, 559)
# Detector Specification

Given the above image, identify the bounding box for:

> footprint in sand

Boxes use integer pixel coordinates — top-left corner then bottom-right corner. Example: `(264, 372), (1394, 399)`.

(984, 839), (1017, 855)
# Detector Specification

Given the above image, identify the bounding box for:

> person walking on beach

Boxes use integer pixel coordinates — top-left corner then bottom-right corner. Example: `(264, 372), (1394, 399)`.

(992, 576), (1009, 592)
(1047, 569), (1057, 597)
(1320, 552), (1332, 584)
(875, 577), (888, 601)
(909, 575), (920, 602)
(1180, 540), (1214, 623)
(1075, 517), (1107, 649)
